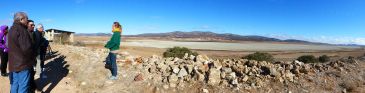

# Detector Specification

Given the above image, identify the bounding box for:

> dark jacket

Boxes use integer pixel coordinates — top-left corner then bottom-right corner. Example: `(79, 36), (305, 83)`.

(33, 30), (48, 55)
(104, 32), (121, 51)
(8, 22), (36, 72)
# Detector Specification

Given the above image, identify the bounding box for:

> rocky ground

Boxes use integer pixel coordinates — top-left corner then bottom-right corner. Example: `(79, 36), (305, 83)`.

(1, 44), (365, 93)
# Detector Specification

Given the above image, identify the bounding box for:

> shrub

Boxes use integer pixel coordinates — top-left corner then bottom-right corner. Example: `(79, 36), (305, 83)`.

(297, 55), (318, 63)
(243, 52), (274, 62)
(163, 46), (198, 58)
(318, 55), (330, 63)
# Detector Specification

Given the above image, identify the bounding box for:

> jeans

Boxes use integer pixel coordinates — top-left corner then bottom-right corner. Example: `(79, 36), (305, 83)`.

(106, 52), (117, 76)
(0, 50), (8, 75)
(10, 68), (32, 93)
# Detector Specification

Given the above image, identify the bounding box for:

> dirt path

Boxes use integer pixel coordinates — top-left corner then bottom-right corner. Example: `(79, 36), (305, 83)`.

(0, 76), (10, 92)
(0, 50), (77, 93)
(1, 44), (152, 93)
(49, 45), (154, 93)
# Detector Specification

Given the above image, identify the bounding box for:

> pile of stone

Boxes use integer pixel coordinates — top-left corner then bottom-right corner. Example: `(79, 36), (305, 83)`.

(125, 53), (358, 89)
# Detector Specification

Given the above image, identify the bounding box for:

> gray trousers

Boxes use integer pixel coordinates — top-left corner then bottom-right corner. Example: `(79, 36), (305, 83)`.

(35, 55), (45, 76)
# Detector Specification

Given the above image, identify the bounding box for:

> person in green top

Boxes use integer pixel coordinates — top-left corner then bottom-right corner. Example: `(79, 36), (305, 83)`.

(104, 22), (121, 80)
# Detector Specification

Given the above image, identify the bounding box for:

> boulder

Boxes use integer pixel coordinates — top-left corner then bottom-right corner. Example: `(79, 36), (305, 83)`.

(208, 68), (221, 85)
(251, 66), (260, 75)
(232, 65), (244, 75)
(244, 66), (250, 74)
(284, 70), (295, 82)
(285, 64), (294, 70)
(294, 60), (304, 66)
(242, 74), (249, 82)
(157, 63), (168, 72)
(220, 72), (226, 79)
(212, 60), (223, 70)
(171, 65), (180, 74)
(185, 64), (194, 74)
(222, 67), (233, 73)
(226, 72), (236, 81)
(258, 61), (268, 67)
(292, 66), (300, 74)
(300, 64), (311, 74)
(177, 68), (188, 77)
(183, 53), (189, 59)
(196, 55), (205, 63)
(247, 60), (258, 67)
(194, 69), (205, 82)
(270, 67), (281, 77)
(196, 64), (209, 73)
(168, 74), (179, 84)
(190, 55), (196, 61)
(173, 57), (180, 62)
(196, 55), (210, 64)
(231, 78), (239, 87)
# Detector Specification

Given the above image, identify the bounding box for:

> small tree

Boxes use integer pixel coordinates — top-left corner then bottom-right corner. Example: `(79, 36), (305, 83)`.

(163, 46), (198, 58)
(318, 55), (330, 63)
(297, 55), (318, 63)
(243, 52), (274, 62)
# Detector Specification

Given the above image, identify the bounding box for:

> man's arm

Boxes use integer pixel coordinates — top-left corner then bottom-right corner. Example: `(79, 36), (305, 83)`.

(18, 30), (33, 55)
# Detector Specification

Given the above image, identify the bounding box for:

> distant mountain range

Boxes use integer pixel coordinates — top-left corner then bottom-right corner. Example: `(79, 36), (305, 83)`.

(335, 44), (365, 47)
(133, 31), (323, 44)
(76, 31), (326, 44)
(76, 33), (112, 36)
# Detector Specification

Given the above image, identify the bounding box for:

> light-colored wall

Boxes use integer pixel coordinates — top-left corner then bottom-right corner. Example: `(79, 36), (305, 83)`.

(45, 29), (54, 41)
(45, 29), (74, 44)
(70, 33), (74, 42)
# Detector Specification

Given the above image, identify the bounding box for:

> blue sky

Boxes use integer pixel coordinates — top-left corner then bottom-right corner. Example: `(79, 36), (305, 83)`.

(1, 0), (365, 45)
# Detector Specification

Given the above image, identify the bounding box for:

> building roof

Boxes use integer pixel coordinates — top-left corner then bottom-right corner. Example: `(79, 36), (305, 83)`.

(45, 29), (75, 33)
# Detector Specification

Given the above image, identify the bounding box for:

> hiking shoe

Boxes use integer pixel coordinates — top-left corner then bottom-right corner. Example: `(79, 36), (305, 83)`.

(109, 76), (118, 80)
(104, 64), (111, 69)
(1, 73), (8, 77)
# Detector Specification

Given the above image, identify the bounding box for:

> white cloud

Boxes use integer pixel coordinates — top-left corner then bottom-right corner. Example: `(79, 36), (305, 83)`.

(348, 38), (365, 45)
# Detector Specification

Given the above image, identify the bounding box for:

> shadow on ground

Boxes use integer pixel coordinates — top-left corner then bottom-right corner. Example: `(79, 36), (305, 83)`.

(35, 51), (69, 93)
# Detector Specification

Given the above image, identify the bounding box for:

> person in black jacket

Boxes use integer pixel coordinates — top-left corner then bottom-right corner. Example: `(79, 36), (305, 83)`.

(33, 24), (48, 79)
